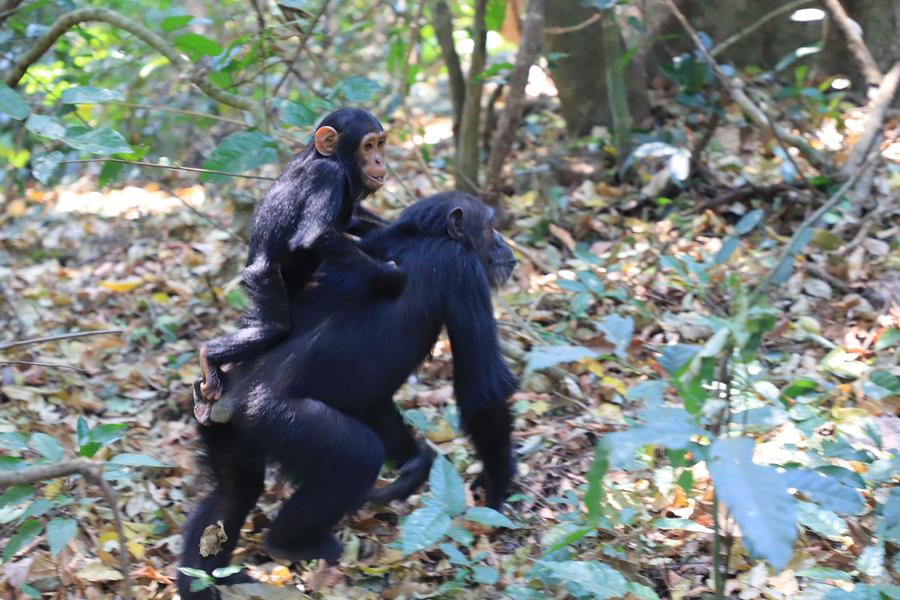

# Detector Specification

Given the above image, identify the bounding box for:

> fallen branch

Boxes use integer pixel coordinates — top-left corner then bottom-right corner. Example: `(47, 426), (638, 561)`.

(0, 329), (122, 352)
(662, 0), (831, 174)
(844, 61), (900, 176)
(821, 0), (882, 87)
(0, 460), (133, 600)
(749, 151), (877, 304)
(4, 7), (266, 128)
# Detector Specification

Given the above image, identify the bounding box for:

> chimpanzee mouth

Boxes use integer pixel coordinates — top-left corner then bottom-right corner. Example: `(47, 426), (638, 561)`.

(367, 174), (385, 185)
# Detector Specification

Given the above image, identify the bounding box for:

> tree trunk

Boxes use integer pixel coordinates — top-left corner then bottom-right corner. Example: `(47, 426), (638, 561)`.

(544, 3), (651, 136)
(456, 0), (487, 194)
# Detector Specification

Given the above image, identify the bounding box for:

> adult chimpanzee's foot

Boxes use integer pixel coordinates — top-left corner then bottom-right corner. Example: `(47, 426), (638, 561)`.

(264, 532), (341, 565)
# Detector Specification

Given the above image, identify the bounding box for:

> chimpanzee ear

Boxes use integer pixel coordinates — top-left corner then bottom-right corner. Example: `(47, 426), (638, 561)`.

(314, 126), (339, 156)
(447, 207), (466, 241)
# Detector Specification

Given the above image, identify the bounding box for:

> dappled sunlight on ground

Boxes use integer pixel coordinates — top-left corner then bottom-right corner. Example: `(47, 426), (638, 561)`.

(51, 182), (207, 219)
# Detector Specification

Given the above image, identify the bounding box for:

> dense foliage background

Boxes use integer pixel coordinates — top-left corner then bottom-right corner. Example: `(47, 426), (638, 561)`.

(0, 0), (898, 598)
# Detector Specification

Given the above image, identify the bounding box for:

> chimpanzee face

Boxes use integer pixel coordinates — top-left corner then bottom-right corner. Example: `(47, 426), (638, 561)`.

(358, 131), (387, 190)
(447, 202), (516, 288)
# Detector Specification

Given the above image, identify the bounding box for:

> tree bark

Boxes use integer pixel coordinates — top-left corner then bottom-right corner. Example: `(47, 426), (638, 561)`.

(455, 0), (487, 194)
(483, 0), (546, 205)
(433, 0), (466, 141)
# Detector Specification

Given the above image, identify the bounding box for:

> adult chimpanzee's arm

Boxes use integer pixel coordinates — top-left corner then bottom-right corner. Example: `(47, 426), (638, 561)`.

(347, 204), (389, 237)
(445, 260), (518, 509)
(287, 164), (404, 296)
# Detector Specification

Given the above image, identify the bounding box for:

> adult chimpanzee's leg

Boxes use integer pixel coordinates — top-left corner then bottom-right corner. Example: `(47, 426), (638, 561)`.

(178, 425), (266, 599)
(262, 398), (385, 564)
(199, 258), (291, 400)
(364, 402), (435, 504)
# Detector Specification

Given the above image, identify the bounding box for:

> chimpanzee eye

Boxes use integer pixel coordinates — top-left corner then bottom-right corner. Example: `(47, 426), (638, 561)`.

(365, 143), (373, 151)
(378, 140), (385, 148)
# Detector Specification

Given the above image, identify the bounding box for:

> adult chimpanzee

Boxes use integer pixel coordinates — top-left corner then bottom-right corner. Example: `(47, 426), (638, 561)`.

(197, 108), (403, 412)
(178, 192), (517, 598)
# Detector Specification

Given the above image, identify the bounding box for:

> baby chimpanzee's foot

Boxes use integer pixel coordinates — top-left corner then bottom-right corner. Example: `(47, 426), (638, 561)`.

(264, 532), (341, 565)
(198, 348), (223, 402)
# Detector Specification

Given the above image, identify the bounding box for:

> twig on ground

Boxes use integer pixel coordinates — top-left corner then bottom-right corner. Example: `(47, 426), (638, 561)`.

(0, 360), (87, 372)
(748, 151), (877, 304)
(0, 460), (133, 600)
(0, 329), (122, 351)
(59, 159), (276, 181)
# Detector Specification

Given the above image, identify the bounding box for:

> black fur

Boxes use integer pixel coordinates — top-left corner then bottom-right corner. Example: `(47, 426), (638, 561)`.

(178, 192), (517, 599)
(200, 108), (402, 396)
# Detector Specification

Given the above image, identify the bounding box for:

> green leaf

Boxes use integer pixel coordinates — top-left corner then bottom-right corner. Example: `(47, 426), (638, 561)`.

(715, 236), (739, 264)
(0, 485), (33, 508)
(3, 518), (42, 561)
(62, 126), (133, 155)
(46, 517), (78, 557)
(584, 443), (608, 519)
(626, 380), (667, 408)
(400, 505), (451, 555)
(161, 15), (193, 32)
(178, 567), (212, 591)
(76, 416), (90, 447)
(734, 209), (764, 234)
(535, 560), (628, 599)
(280, 99), (329, 129)
(201, 131), (277, 182)
(31, 433), (64, 462)
(334, 76), (381, 103)
(25, 114), (66, 140)
(429, 455), (465, 515)
(525, 345), (597, 373)
(0, 432), (30, 452)
(0, 83), (30, 120)
(709, 438), (796, 570)
(174, 33), (223, 60)
(653, 517), (713, 533)
(465, 506), (519, 529)
(875, 328), (900, 351)
(472, 564), (500, 584)
(658, 344), (699, 376)
(782, 468), (864, 514)
(90, 423), (128, 446)
(438, 543), (470, 565)
(596, 314), (633, 359)
(485, 0), (507, 31)
(224, 287), (251, 311)
(795, 501), (847, 540)
(108, 453), (166, 467)
(60, 86), (125, 104)
(601, 413), (703, 469)
(211, 565), (243, 578)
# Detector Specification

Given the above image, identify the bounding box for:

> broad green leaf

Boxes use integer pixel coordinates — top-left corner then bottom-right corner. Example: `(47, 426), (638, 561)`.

(584, 443), (608, 519)
(734, 209), (764, 234)
(429, 455), (465, 515)
(108, 453), (166, 467)
(90, 423), (128, 446)
(201, 131), (277, 182)
(535, 560), (628, 599)
(174, 33), (223, 60)
(658, 344), (698, 376)
(76, 416), (90, 447)
(211, 565), (243, 578)
(485, 0), (506, 31)
(25, 114), (66, 140)
(161, 15), (193, 32)
(601, 411), (703, 468)
(875, 328), (900, 351)
(438, 543), (470, 565)
(795, 501), (847, 540)
(878, 488), (899, 541)
(715, 236), (739, 264)
(46, 517), (78, 557)
(31, 433), (64, 462)
(400, 505), (451, 555)
(3, 518), (42, 561)
(465, 506), (519, 529)
(596, 314), (633, 359)
(0, 432), (30, 452)
(782, 468), (864, 514)
(709, 438), (796, 570)
(334, 76), (381, 103)
(0, 485), (33, 508)
(472, 565), (500, 584)
(280, 100), (327, 128)
(63, 126), (132, 155)
(525, 345), (597, 373)
(653, 517), (713, 533)
(824, 584), (900, 600)
(0, 83), (30, 120)
(178, 567), (212, 591)
(60, 86), (125, 104)
(626, 380), (667, 408)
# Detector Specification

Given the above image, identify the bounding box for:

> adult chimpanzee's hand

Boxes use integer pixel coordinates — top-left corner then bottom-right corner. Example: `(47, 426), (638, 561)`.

(374, 260), (407, 298)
